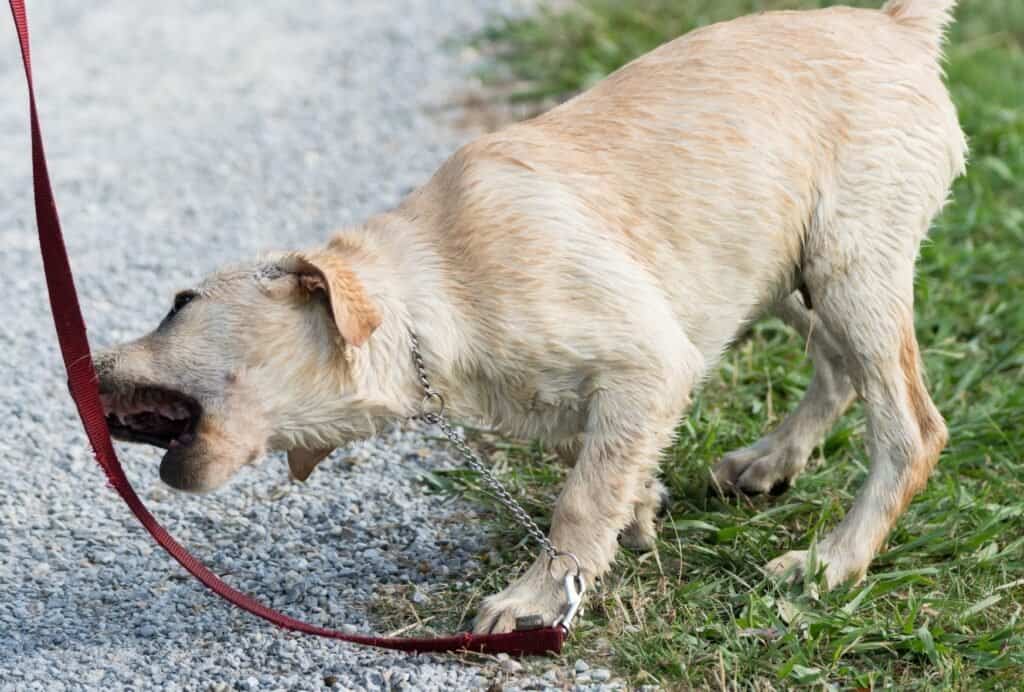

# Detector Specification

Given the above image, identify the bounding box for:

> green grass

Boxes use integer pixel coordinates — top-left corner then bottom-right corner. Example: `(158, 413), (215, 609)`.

(396, 2), (1024, 688)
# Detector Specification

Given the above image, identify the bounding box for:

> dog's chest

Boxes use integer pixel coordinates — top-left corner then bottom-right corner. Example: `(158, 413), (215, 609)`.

(457, 368), (590, 443)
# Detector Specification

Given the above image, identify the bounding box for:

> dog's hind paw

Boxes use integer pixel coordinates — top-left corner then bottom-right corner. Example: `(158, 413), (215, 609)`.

(764, 549), (812, 584)
(764, 546), (866, 592)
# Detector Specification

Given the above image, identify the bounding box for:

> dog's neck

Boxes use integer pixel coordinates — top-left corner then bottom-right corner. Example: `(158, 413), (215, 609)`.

(322, 212), (476, 425)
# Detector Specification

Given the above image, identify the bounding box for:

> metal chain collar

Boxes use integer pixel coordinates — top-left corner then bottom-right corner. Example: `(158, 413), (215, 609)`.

(409, 331), (557, 559)
(408, 330), (587, 631)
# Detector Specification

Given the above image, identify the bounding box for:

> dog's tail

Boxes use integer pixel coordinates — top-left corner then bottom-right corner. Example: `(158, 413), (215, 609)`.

(882, 0), (958, 53)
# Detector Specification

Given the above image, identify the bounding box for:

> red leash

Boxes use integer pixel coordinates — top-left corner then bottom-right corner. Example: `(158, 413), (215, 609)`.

(7, 0), (564, 657)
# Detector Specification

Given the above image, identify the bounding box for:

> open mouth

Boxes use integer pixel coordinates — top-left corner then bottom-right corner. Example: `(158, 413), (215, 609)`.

(101, 386), (202, 450)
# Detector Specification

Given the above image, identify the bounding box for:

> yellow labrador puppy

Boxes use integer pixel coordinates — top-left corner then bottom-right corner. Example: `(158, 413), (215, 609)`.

(96, 0), (966, 634)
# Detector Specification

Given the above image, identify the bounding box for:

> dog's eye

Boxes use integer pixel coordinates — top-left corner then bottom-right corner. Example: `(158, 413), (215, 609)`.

(163, 291), (198, 324)
(173, 291), (197, 313)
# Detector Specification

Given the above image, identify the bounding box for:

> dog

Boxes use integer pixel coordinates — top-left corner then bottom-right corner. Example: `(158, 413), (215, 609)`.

(95, 0), (966, 634)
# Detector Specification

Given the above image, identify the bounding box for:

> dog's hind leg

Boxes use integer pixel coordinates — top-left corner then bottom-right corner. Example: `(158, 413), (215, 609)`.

(765, 227), (948, 589)
(712, 293), (856, 496)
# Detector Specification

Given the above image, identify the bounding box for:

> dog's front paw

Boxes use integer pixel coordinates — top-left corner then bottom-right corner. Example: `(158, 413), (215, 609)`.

(473, 562), (574, 634)
(618, 519), (657, 553)
(712, 439), (808, 497)
(619, 479), (670, 553)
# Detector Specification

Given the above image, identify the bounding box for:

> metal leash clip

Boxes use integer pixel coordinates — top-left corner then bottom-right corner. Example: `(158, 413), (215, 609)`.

(411, 330), (589, 635)
(553, 571), (586, 632)
(550, 551), (586, 632)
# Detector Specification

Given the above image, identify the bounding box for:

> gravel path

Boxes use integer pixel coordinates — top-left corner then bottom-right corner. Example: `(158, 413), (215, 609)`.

(0, 2), (615, 689)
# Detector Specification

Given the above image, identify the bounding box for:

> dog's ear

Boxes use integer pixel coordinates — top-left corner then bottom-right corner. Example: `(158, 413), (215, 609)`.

(287, 447), (334, 482)
(276, 251), (382, 347)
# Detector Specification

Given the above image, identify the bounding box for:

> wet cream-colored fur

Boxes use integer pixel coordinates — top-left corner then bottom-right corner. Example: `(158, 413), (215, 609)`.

(96, 0), (966, 634)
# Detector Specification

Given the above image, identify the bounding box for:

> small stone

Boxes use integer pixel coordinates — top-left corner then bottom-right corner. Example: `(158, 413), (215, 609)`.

(542, 669), (559, 682)
(574, 660), (589, 674)
(92, 551), (116, 565)
(500, 659), (522, 674)
(411, 589), (428, 605)
(575, 673), (591, 684)
(323, 675), (338, 687)
(590, 669), (612, 682)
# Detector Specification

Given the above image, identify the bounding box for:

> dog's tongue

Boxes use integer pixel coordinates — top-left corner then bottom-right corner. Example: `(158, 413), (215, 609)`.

(168, 433), (195, 448)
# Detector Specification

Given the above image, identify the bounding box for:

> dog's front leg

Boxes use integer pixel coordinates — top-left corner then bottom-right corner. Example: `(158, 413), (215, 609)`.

(473, 381), (685, 634)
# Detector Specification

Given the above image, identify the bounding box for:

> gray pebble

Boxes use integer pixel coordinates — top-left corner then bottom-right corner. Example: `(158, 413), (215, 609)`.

(501, 659), (523, 674)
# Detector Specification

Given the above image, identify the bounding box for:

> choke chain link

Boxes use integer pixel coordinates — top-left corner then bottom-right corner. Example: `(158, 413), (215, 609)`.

(409, 331), (557, 561)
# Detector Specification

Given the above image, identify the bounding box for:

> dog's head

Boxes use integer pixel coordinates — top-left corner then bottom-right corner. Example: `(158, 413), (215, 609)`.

(95, 250), (386, 493)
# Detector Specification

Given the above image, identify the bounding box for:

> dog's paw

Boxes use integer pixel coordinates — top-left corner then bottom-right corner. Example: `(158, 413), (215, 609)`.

(472, 562), (575, 634)
(711, 439), (808, 497)
(619, 480), (670, 553)
(614, 479), (671, 552)
(764, 549), (812, 584)
(618, 520), (657, 553)
(473, 590), (563, 635)
(764, 547), (865, 592)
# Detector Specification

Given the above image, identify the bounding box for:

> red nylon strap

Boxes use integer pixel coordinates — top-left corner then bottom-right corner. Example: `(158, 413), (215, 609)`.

(7, 0), (564, 658)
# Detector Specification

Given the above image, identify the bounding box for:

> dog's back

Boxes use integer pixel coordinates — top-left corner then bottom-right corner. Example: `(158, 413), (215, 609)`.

(400, 1), (966, 365)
